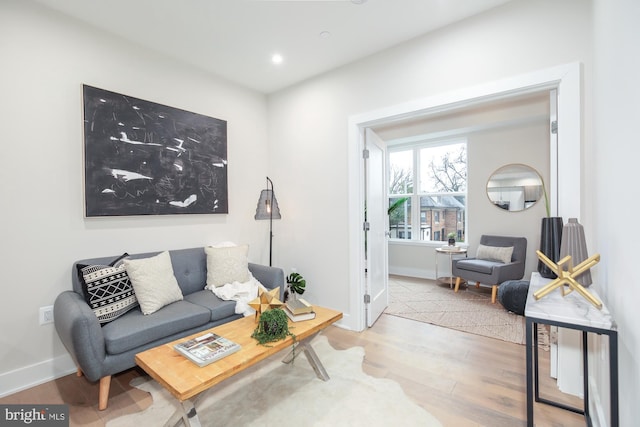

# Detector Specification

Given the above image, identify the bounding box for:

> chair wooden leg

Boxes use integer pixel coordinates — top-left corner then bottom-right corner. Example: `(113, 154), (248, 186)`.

(491, 285), (498, 303)
(98, 375), (111, 411)
(454, 277), (461, 293)
(475, 281), (480, 288)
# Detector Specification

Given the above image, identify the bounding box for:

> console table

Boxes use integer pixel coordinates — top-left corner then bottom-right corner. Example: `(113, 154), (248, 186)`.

(525, 272), (618, 427)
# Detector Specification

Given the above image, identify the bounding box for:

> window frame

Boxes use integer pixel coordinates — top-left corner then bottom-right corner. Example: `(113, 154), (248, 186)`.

(387, 138), (467, 246)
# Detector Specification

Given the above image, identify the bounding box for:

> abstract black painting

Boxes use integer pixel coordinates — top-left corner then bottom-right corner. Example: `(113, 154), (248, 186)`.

(83, 85), (228, 216)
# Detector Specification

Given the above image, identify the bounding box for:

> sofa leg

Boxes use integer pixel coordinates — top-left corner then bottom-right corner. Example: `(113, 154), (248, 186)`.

(491, 285), (498, 304)
(76, 367), (83, 377)
(454, 277), (461, 293)
(475, 281), (480, 289)
(98, 376), (111, 411)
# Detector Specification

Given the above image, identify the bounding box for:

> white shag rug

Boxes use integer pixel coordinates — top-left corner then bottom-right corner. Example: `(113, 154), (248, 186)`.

(107, 336), (442, 427)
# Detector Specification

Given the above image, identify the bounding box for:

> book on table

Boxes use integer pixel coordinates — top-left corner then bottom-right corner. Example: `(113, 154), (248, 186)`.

(174, 332), (241, 367)
(284, 306), (316, 322)
(285, 298), (313, 315)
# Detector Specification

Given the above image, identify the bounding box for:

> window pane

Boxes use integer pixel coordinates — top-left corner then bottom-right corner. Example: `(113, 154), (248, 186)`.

(389, 150), (413, 194)
(419, 195), (466, 242)
(419, 143), (467, 193)
(388, 197), (411, 239)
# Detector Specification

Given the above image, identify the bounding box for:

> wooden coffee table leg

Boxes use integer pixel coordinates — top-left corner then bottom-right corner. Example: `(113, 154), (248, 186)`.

(281, 333), (330, 381)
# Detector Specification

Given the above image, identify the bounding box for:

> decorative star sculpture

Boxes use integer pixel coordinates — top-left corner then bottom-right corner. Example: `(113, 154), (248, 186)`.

(534, 250), (602, 309)
(248, 287), (283, 321)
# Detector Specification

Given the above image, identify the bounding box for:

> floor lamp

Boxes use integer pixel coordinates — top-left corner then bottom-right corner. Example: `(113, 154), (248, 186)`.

(254, 177), (281, 266)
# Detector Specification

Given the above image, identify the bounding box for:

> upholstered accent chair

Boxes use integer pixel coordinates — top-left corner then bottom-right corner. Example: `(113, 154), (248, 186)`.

(452, 235), (527, 303)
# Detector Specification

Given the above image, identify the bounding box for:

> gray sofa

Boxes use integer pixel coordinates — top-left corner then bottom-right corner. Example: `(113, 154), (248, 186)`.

(53, 247), (284, 410)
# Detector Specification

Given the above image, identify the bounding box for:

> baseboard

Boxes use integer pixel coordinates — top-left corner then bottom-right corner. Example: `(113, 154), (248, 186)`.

(388, 266), (434, 280)
(334, 313), (355, 331)
(0, 354), (76, 398)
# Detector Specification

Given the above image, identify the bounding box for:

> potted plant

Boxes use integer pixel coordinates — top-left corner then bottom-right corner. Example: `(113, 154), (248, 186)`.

(284, 272), (306, 302)
(251, 308), (294, 345)
(447, 232), (457, 246)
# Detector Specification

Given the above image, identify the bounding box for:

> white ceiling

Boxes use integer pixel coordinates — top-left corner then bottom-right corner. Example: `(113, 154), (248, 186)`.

(33, 0), (512, 94)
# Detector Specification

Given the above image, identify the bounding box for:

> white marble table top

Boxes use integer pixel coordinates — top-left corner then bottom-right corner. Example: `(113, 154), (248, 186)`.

(525, 272), (615, 331)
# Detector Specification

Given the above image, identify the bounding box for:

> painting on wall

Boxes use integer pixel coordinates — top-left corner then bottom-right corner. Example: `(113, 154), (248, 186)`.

(82, 85), (228, 216)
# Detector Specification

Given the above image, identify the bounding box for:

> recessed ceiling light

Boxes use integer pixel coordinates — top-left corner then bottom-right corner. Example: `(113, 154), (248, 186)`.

(271, 54), (283, 65)
(351, 0), (367, 4)
(319, 31), (331, 39)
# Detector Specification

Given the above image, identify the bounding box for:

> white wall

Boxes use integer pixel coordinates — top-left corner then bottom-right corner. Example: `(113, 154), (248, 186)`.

(593, 0), (640, 425)
(0, 1), (270, 395)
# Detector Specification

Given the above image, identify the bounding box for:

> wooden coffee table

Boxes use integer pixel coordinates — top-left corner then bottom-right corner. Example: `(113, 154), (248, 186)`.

(135, 305), (343, 427)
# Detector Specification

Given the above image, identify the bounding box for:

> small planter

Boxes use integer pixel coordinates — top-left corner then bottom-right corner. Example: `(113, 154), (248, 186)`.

(285, 272), (306, 303)
(261, 319), (284, 336)
(252, 308), (293, 345)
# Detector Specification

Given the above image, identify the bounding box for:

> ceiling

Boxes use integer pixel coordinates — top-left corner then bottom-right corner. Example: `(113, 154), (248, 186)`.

(374, 90), (550, 144)
(32, 0), (512, 94)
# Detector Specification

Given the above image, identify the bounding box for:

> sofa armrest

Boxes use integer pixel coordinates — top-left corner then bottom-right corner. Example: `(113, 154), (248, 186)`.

(248, 263), (285, 299)
(495, 261), (526, 283)
(54, 291), (106, 381)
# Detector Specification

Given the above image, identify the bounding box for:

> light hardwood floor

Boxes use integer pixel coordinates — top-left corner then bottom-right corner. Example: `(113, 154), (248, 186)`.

(0, 314), (585, 426)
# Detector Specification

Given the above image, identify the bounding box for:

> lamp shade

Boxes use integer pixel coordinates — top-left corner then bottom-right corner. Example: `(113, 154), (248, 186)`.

(254, 189), (281, 220)
(559, 218), (592, 287)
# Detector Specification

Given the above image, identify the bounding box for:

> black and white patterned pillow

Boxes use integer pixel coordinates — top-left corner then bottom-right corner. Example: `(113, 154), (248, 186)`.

(77, 254), (139, 324)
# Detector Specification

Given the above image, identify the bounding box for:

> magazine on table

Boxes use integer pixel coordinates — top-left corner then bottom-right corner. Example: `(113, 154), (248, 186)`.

(174, 332), (241, 367)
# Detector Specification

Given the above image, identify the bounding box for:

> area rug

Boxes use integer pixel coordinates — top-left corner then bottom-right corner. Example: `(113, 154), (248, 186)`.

(107, 335), (442, 427)
(385, 276), (549, 348)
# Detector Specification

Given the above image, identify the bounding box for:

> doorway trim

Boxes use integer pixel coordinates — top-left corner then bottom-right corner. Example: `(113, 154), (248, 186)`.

(347, 62), (581, 333)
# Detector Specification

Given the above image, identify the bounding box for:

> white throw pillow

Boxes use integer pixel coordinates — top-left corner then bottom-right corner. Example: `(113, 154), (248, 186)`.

(123, 251), (183, 315)
(205, 244), (250, 288)
(476, 244), (514, 264)
(209, 241), (239, 248)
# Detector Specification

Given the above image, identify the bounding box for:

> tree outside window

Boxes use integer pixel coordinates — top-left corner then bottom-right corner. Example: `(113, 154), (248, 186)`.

(388, 141), (466, 243)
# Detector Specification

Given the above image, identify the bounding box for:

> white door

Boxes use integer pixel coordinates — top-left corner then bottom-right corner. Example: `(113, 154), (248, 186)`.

(365, 128), (389, 327)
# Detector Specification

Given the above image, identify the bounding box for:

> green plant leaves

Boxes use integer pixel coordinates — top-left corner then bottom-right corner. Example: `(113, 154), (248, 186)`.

(286, 272), (306, 295)
(251, 308), (295, 346)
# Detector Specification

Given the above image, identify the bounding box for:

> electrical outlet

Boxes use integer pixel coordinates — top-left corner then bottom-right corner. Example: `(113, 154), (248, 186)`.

(39, 305), (54, 325)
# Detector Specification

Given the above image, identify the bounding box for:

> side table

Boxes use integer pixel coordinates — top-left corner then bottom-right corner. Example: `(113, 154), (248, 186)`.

(435, 246), (467, 288)
(525, 272), (618, 427)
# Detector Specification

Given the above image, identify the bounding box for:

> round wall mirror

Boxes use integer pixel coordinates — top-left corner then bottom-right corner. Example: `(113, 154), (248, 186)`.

(486, 164), (543, 212)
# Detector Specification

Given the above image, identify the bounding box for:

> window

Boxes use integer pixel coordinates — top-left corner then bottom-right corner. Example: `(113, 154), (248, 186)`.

(388, 141), (467, 243)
